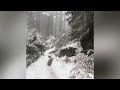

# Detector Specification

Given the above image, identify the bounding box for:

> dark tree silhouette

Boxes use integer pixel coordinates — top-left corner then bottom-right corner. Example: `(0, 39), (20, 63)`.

(66, 11), (94, 54)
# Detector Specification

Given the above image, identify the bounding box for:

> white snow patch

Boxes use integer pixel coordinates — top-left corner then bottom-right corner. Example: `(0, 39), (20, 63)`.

(61, 42), (78, 49)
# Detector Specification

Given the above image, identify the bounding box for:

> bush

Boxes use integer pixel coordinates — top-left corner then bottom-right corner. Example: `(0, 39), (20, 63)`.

(26, 28), (46, 67)
(45, 35), (56, 49)
(70, 53), (94, 78)
(56, 41), (94, 78)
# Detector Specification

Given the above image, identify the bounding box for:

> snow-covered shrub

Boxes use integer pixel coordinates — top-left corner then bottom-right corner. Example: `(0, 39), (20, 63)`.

(56, 41), (94, 79)
(45, 35), (56, 49)
(26, 28), (46, 67)
(70, 53), (94, 79)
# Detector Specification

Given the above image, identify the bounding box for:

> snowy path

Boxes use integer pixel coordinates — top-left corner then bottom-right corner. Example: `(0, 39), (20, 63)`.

(26, 56), (57, 79)
(26, 48), (56, 79)
(26, 48), (71, 79)
(26, 47), (94, 79)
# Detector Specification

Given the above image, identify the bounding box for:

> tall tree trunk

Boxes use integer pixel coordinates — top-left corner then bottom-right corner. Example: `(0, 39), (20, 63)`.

(63, 11), (65, 33)
(43, 15), (45, 38)
(49, 14), (51, 35)
(55, 11), (57, 38)
(51, 12), (53, 35)
(53, 11), (56, 37)
(59, 11), (62, 34)
(50, 11), (53, 36)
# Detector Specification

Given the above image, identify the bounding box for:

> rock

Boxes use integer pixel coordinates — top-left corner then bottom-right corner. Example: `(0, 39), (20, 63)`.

(58, 47), (77, 57)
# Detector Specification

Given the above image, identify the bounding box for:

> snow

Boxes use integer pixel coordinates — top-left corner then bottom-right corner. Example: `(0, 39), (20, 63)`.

(45, 36), (56, 49)
(26, 48), (57, 79)
(61, 42), (83, 52)
(61, 42), (78, 49)
(26, 48), (72, 79)
(26, 43), (94, 79)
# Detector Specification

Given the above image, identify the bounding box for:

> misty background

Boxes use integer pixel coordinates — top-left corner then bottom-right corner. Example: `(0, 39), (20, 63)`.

(0, 11), (120, 79)
(26, 11), (94, 79)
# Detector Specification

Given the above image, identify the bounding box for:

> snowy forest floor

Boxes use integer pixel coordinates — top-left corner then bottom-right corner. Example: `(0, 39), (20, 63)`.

(26, 42), (94, 79)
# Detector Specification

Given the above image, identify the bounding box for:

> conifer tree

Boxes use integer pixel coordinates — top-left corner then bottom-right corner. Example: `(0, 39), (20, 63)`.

(66, 11), (94, 53)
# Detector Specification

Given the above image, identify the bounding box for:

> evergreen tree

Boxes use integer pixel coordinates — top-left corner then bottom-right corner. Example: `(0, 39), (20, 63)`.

(66, 11), (94, 53)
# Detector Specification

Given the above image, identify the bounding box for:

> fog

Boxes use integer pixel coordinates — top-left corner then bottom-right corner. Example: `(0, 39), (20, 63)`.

(95, 11), (120, 79)
(0, 11), (26, 79)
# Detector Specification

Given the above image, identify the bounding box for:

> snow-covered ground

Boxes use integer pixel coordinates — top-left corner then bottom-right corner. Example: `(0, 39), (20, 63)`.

(26, 44), (94, 79)
(26, 48), (71, 79)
